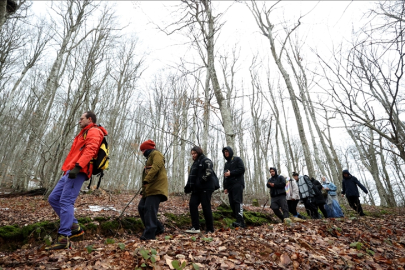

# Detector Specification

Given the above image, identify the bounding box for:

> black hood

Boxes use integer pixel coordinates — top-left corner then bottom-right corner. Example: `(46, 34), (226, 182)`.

(269, 167), (278, 177)
(222, 146), (234, 161)
(342, 169), (351, 179)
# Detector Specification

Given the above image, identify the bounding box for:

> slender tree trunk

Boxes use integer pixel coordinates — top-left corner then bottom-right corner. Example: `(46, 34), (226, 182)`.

(202, 1), (235, 149)
(378, 136), (397, 207)
(249, 2), (315, 177)
(0, 0), (7, 32)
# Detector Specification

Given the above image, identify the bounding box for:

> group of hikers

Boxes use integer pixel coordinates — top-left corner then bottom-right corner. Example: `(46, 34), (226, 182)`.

(45, 111), (369, 250)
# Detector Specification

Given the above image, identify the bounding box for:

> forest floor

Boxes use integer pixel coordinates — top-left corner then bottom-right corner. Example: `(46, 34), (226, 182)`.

(0, 190), (404, 270)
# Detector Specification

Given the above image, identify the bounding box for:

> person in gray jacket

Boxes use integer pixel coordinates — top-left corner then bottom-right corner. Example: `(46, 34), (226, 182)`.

(288, 172), (306, 219)
(341, 169), (368, 216)
(267, 167), (289, 222)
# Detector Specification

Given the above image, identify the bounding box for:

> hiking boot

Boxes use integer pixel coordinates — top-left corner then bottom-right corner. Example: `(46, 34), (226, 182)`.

(156, 227), (165, 235)
(69, 223), (84, 240)
(232, 221), (246, 228)
(185, 227), (201, 234)
(284, 218), (292, 225)
(45, 234), (71, 250)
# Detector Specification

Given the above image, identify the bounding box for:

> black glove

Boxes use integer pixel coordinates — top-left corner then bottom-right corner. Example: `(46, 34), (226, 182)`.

(68, 165), (81, 179)
(184, 185), (192, 194)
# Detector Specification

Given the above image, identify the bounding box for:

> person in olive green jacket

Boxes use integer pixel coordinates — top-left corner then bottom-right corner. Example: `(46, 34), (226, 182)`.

(138, 140), (168, 240)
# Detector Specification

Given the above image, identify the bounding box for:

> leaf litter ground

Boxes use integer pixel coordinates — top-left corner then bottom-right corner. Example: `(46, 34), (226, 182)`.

(0, 192), (405, 269)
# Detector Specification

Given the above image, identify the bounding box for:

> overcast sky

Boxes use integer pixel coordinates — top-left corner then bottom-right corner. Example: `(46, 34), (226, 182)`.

(31, 1), (375, 89)
(124, 1), (374, 80)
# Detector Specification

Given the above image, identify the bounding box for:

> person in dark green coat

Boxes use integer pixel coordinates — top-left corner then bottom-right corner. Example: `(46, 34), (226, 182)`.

(138, 140), (168, 240)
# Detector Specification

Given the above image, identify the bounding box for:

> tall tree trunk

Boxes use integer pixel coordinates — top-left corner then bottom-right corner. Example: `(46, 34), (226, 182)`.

(378, 136), (397, 207)
(249, 2), (315, 177)
(0, 0), (7, 32)
(201, 0), (235, 149)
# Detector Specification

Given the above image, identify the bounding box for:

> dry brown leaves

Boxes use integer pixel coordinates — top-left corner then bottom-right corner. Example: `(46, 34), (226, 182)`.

(0, 194), (405, 269)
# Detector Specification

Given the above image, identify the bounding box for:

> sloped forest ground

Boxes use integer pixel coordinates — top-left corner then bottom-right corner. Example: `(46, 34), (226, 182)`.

(0, 190), (405, 270)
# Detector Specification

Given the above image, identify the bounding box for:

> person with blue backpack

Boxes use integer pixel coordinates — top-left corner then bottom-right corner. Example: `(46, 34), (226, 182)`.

(321, 176), (344, 217)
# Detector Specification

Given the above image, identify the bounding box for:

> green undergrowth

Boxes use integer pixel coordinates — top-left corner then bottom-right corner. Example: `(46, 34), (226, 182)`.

(164, 203), (277, 230)
(0, 204), (278, 251)
(0, 216), (145, 251)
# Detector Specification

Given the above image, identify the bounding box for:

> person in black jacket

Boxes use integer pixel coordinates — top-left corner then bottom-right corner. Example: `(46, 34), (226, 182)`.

(267, 167), (289, 222)
(222, 146), (246, 228)
(310, 177), (328, 218)
(341, 169), (368, 216)
(184, 146), (215, 234)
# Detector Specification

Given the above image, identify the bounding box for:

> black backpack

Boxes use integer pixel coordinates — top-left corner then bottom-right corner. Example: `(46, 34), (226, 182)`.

(200, 157), (220, 191)
(212, 170), (220, 191)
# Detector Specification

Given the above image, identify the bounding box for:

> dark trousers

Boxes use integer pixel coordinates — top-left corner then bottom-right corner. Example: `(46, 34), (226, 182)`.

(316, 203), (328, 218)
(189, 190), (214, 232)
(138, 195), (164, 239)
(270, 195), (289, 221)
(228, 184), (244, 223)
(303, 197), (319, 219)
(346, 196), (365, 215)
(287, 200), (299, 216)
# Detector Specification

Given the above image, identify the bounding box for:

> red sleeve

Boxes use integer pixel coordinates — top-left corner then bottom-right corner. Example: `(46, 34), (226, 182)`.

(77, 128), (103, 168)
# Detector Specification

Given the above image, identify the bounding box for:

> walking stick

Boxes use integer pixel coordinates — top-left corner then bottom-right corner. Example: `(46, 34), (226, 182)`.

(260, 197), (269, 214)
(119, 186), (142, 219)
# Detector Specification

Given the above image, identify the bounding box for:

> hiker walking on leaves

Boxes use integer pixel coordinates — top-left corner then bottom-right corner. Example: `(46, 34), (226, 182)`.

(184, 146), (215, 234)
(297, 174), (319, 219)
(222, 146), (246, 228)
(138, 140), (168, 240)
(267, 167), (290, 222)
(287, 172), (306, 219)
(47, 111), (107, 250)
(310, 177), (328, 218)
(341, 169), (368, 216)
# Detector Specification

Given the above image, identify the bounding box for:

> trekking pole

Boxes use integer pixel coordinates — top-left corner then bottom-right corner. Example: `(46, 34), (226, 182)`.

(260, 198), (269, 214)
(119, 186), (142, 219)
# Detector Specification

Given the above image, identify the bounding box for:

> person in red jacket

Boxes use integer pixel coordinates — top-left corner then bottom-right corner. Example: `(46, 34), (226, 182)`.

(46, 111), (107, 250)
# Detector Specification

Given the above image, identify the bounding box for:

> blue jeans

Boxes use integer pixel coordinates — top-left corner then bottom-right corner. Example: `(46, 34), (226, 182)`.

(48, 171), (86, 236)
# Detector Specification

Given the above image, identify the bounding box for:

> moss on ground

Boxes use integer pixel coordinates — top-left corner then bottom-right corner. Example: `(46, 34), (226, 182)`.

(101, 221), (120, 231)
(243, 211), (272, 226)
(121, 217), (144, 231)
(0, 225), (21, 239)
(94, 216), (109, 222)
(0, 215), (146, 251)
(77, 217), (92, 224)
(164, 213), (192, 228)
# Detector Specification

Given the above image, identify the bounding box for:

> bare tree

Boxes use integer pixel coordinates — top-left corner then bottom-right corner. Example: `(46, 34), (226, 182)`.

(0, 0), (27, 32)
(249, 1), (315, 177)
(162, 0), (236, 149)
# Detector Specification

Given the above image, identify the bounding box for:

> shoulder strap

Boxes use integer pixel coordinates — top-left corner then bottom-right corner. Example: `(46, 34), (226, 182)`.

(83, 125), (103, 140)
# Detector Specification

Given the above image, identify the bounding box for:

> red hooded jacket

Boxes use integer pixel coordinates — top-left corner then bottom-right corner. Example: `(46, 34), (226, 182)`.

(62, 123), (108, 179)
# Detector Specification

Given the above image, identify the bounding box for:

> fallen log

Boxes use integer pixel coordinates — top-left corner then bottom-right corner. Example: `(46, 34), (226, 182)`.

(0, 188), (46, 198)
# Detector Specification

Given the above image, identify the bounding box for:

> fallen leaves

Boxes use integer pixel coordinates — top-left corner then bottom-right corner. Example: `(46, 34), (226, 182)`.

(1, 195), (405, 269)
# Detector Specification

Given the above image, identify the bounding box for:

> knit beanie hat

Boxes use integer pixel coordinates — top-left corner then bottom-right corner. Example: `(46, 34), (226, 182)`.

(140, 140), (156, 151)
